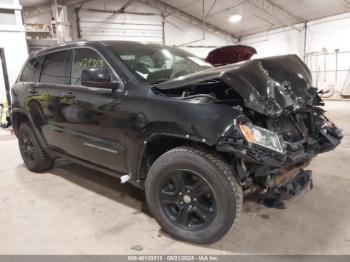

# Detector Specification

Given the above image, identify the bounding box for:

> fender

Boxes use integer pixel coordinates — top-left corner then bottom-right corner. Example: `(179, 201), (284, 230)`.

(11, 107), (52, 156)
(133, 132), (213, 182)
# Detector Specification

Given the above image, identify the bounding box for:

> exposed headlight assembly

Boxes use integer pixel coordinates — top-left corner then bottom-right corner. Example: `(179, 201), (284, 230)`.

(239, 124), (284, 153)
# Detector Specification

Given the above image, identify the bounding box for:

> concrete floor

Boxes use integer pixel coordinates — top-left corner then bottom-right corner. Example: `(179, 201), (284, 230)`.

(0, 101), (350, 255)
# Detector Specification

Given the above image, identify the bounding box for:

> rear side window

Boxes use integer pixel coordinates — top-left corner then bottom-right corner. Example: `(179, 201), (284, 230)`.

(40, 50), (72, 85)
(20, 57), (42, 82)
(71, 48), (108, 85)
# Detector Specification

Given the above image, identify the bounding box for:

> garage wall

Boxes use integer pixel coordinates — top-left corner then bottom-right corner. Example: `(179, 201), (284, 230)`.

(24, 9), (52, 25)
(240, 27), (304, 58)
(79, 0), (233, 57)
(0, 0), (28, 102)
(240, 12), (350, 92)
(78, 1), (163, 43)
(23, 0), (233, 58)
(164, 15), (233, 58)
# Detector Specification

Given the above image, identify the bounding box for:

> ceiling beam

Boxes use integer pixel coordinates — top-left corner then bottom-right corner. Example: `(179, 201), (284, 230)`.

(22, 0), (93, 12)
(246, 0), (303, 31)
(22, 0), (99, 20)
(205, 0), (218, 18)
(263, 0), (306, 22)
(162, 0), (198, 18)
(205, 0), (305, 34)
(206, 0), (245, 18)
(343, 0), (350, 8)
(140, 0), (238, 41)
(118, 0), (137, 13)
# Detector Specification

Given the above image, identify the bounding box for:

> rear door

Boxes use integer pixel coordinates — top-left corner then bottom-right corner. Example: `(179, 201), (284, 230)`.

(14, 56), (42, 111)
(59, 47), (127, 173)
(27, 49), (72, 153)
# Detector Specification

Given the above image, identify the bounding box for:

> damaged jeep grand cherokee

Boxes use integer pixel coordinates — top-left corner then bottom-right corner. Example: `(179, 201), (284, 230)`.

(11, 41), (342, 244)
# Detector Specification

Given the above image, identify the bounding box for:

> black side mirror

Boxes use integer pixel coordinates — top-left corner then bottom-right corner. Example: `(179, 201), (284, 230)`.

(81, 67), (120, 90)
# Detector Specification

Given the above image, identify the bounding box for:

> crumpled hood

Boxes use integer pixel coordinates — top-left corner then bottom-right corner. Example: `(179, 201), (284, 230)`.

(155, 55), (314, 117)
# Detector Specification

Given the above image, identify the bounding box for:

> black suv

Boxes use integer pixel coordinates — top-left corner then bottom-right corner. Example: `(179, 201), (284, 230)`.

(11, 41), (342, 244)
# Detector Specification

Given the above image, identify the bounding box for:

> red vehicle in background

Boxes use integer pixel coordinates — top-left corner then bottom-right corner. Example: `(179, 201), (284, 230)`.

(205, 45), (257, 66)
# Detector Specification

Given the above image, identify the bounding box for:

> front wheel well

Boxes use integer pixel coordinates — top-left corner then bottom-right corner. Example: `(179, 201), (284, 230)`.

(12, 111), (29, 135)
(138, 135), (233, 180)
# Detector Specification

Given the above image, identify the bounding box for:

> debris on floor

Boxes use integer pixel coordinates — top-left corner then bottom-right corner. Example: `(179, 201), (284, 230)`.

(131, 245), (143, 252)
(261, 214), (270, 220)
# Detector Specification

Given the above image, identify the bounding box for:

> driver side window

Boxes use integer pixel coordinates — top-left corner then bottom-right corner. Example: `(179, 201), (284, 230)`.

(71, 48), (108, 85)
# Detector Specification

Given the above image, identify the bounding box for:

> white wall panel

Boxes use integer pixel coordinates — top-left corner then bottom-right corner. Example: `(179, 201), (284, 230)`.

(241, 12), (350, 93)
(78, 9), (163, 43)
(23, 0), (233, 58)
(0, 0), (27, 101)
(78, 0), (163, 43)
(76, 0), (232, 56)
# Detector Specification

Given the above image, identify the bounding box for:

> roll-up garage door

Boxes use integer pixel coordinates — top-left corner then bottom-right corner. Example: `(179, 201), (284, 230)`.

(78, 10), (163, 43)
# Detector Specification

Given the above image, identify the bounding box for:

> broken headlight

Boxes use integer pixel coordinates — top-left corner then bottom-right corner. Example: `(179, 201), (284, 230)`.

(239, 124), (284, 153)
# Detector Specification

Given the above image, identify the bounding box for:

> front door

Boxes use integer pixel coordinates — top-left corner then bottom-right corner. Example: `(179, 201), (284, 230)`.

(58, 47), (127, 173)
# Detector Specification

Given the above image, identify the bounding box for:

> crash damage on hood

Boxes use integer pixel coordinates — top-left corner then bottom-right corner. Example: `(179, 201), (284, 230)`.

(154, 55), (343, 195)
(155, 55), (316, 117)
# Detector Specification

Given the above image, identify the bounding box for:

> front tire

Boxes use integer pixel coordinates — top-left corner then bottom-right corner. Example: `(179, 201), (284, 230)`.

(18, 122), (54, 172)
(145, 146), (243, 244)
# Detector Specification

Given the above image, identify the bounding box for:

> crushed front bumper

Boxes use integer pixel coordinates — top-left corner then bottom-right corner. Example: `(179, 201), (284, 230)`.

(216, 121), (343, 194)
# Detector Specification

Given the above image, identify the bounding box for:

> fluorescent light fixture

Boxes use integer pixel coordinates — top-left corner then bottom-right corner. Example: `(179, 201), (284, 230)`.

(229, 14), (242, 23)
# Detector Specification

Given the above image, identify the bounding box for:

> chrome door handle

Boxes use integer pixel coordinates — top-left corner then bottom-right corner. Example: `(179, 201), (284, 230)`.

(28, 88), (38, 94)
(63, 92), (75, 99)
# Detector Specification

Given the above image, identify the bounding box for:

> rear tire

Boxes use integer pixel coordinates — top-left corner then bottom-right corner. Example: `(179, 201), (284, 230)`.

(18, 122), (54, 172)
(145, 146), (243, 244)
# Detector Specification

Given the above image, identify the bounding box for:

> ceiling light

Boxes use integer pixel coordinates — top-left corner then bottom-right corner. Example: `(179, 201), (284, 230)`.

(229, 14), (242, 23)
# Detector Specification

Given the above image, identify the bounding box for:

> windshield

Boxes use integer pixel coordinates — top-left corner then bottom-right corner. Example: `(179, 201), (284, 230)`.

(109, 43), (212, 84)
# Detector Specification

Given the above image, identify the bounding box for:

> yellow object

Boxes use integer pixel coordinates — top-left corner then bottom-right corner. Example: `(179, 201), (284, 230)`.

(1, 99), (9, 126)
(239, 124), (256, 143)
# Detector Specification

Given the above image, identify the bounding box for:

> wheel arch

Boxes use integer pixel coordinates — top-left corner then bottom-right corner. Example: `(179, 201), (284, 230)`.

(11, 108), (50, 154)
(11, 108), (30, 135)
(135, 133), (234, 182)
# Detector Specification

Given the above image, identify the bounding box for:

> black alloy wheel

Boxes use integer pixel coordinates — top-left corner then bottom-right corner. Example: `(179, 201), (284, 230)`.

(20, 133), (36, 161)
(159, 169), (216, 230)
(145, 146), (243, 244)
(18, 122), (54, 172)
